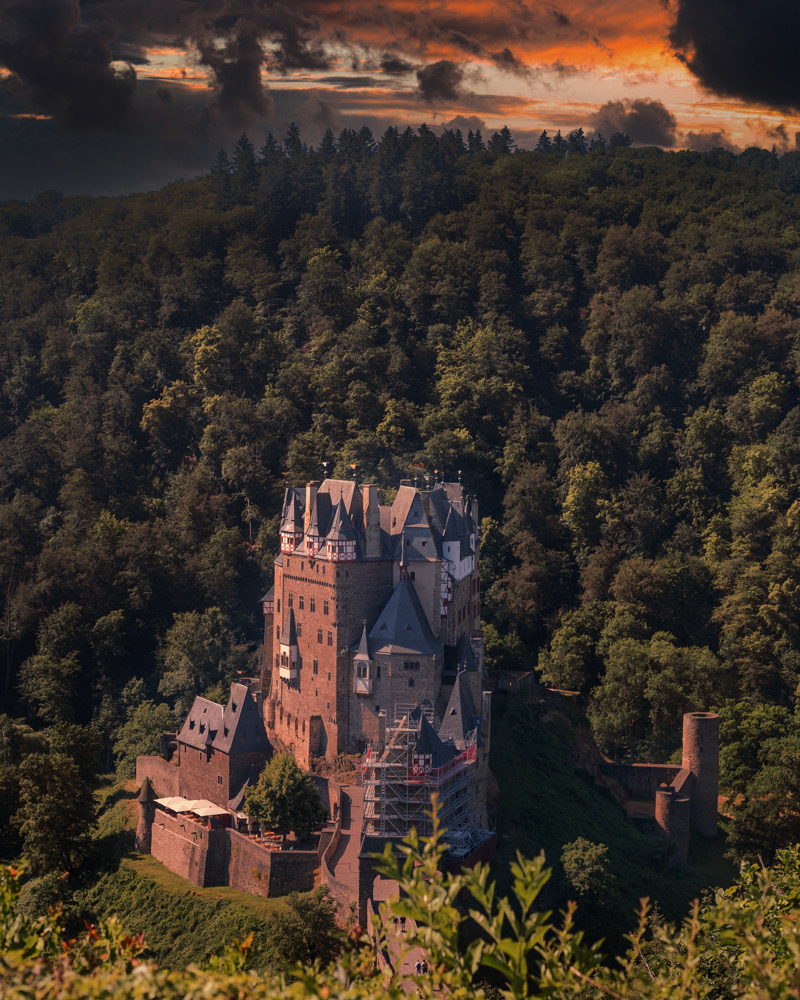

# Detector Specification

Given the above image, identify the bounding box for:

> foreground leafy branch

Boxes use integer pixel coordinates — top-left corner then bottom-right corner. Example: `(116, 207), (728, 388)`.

(2, 829), (800, 999)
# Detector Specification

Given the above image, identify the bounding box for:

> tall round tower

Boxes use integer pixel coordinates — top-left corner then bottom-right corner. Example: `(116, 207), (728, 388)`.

(681, 711), (720, 838)
(134, 778), (156, 853)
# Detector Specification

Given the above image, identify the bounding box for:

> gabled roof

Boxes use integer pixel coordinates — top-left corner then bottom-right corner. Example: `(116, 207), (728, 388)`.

(318, 478), (361, 513)
(178, 697), (224, 751)
(260, 584), (274, 603)
(178, 682), (269, 756)
(438, 671), (480, 747)
(393, 522), (437, 561)
(368, 577), (442, 656)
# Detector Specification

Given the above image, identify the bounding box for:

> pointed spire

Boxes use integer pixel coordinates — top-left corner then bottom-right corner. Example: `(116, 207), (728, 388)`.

(282, 607), (298, 646)
(355, 620), (370, 660)
(326, 496), (357, 541)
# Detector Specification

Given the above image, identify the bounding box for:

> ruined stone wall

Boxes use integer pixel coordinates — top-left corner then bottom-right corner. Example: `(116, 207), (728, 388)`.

(600, 763), (682, 799)
(655, 788), (691, 864)
(136, 755), (180, 798)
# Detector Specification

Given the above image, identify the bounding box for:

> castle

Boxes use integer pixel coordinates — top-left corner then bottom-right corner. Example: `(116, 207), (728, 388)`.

(136, 477), (495, 907)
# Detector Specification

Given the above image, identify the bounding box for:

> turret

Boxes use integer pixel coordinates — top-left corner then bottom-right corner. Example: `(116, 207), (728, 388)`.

(135, 778), (156, 853)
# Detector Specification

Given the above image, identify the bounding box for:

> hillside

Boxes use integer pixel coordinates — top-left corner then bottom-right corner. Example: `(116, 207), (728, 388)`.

(2, 132), (800, 872)
(490, 692), (736, 947)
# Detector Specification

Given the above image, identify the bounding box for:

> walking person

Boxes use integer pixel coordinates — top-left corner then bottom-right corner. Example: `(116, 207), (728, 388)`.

(393, 916), (399, 934)
(415, 960), (422, 975)
(422, 960), (428, 975)
(400, 915), (407, 934)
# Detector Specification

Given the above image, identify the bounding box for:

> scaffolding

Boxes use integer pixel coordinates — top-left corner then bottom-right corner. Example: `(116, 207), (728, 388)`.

(362, 714), (492, 860)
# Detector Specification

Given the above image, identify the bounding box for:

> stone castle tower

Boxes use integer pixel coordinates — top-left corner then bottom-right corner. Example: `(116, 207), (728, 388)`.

(261, 478), (484, 766)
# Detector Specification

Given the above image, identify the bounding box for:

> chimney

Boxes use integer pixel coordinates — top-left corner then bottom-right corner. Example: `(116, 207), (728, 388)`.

(362, 484), (381, 559)
(304, 481), (320, 535)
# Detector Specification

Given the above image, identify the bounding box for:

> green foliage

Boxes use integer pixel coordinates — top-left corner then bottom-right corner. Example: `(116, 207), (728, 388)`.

(2, 819), (800, 999)
(112, 701), (175, 779)
(14, 751), (96, 874)
(244, 752), (326, 843)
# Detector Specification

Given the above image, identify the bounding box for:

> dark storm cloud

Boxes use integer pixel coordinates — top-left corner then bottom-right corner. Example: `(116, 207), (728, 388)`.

(416, 60), (466, 104)
(0, 0), (136, 129)
(317, 76), (384, 90)
(197, 30), (273, 117)
(589, 98), (677, 146)
(380, 54), (416, 76)
(669, 0), (800, 112)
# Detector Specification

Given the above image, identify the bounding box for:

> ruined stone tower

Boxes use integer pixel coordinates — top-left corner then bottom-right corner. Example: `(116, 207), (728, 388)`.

(682, 711), (720, 838)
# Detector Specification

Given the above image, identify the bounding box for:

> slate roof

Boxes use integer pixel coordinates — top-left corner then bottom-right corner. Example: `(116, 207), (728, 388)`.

(178, 682), (269, 756)
(354, 621), (370, 660)
(280, 489), (304, 531)
(260, 584), (274, 603)
(306, 492), (332, 538)
(228, 764), (259, 812)
(138, 778), (156, 803)
(413, 713), (456, 767)
(443, 636), (478, 676)
(368, 577), (443, 656)
(318, 478), (361, 515)
(438, 671), (481, 748)
(326, 496), (357, 541)
(282, 607), (298, 646)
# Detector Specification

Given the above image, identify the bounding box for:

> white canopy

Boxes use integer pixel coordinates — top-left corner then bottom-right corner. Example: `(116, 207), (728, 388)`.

(154, 796), (225, 814)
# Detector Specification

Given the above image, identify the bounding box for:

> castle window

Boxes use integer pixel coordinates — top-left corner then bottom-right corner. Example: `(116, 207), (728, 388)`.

(327, 630), (333, 646)
(317, 628), (323, 643)
(403, 661), (420, 671)
(299, 595), (304, 610)
(310, 597), (316, 612)
(276, 626), (280, 639)
(324, 600), (329, 615)
(411, 571), (415, 580)
(217, 775), (222, 785)
(277, 599), (281, 612)
(297, 623), (302, 637)
(376, 663), (381, 680)
(288, 593), (293, 608)
(313, 659), (319, 675)
(328, 673), (331, 681)
(408, 679), (415, 688)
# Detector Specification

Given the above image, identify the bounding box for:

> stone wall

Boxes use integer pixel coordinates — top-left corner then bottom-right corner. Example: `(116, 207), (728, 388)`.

(137, 755), (180, 798)
(600, 762), (682, 799)
(150, 810), (215, 885)
(149, 807), (322, 897)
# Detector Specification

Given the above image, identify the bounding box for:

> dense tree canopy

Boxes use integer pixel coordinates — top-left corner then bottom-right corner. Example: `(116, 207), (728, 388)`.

(3, 126), (800, 860)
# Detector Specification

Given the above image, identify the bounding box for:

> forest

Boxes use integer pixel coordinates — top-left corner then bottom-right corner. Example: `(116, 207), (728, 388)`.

(2, 124), (800, 871)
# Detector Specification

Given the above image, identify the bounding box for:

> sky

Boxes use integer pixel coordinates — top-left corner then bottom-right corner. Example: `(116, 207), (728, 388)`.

(1, 0), (799, 200)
